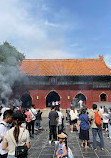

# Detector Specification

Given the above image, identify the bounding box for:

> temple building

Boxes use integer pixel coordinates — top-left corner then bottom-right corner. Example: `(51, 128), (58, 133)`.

(20, 55), (111, 109)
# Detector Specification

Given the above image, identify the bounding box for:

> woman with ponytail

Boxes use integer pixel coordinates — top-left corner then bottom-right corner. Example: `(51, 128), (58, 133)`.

(2, 112), (30, 158)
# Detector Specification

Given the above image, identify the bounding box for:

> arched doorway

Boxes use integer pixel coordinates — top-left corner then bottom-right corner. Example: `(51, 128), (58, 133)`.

(20, 93), (32, 108)
(100, 93), (107, 101)
(74, 93), (86, 108)
(46, 91), (60, 107)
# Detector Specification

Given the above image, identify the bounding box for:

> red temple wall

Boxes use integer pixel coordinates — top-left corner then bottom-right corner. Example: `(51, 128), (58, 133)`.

(29, 87), (111, 109)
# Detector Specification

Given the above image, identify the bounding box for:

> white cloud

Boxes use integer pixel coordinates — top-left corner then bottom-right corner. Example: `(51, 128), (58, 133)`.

(44, 20), (60, 28)
(0, 0), (69, 59)
(1, 0), (110, 64)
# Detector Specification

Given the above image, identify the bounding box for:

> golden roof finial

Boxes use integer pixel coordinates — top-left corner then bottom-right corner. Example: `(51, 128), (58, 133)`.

(99, 55), (104, 60)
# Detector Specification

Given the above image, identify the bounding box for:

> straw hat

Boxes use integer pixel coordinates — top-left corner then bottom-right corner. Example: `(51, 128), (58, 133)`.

(58, 132), (67, 139)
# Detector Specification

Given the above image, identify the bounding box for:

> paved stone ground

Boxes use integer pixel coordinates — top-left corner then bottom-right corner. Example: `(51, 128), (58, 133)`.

(29, 118), (111, 158)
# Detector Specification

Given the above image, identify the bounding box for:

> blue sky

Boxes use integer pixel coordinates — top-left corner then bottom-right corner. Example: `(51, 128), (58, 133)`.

(0, 0), (111, 67)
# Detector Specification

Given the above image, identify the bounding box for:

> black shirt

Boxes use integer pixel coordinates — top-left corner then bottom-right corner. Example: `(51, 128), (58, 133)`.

(49, 111), (58, 125)
(36, 112), (42, 120)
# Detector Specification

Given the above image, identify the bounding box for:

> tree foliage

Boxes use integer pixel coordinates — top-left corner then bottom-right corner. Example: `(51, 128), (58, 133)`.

(0, 41), (25, 64)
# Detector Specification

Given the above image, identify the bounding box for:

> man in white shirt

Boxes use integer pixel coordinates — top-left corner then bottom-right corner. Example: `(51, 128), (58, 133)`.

(0, 110), (13, 158)
(29, 104), (37, 136)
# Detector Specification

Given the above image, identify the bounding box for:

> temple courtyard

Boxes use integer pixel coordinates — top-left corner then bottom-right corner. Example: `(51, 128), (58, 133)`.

(29, 118), (111, 158)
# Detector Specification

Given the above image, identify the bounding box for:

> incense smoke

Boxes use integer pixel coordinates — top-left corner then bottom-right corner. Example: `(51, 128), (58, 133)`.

(0, 56), (27, 107)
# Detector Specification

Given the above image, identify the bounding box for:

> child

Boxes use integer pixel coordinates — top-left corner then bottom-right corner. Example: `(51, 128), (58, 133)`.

(56, 133), (67, 158)
(35, 110), (42, 130)
(77, 108), (89, 148)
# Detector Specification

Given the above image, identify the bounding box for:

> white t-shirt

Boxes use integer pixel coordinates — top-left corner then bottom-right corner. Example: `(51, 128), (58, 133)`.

(70, 109), (78, 121)
(79, 100), (83, 108)
(57, 111), (64, 125)
(4, 127), (30, 156)
(0, 121), (9, 155)
(99, 108), (104, 114)
(29, 108), (37, 121)
(103, 113), (109, 123)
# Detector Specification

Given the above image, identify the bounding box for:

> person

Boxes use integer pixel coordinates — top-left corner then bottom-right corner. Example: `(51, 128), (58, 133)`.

(35, 110), (42, 130)
(66, 109), (70, 121)
(2, 112), (30, 158)
(103, 110), (109, 131)
(0, 110), (13, 158)
(29, 105), (37, 136)
(99, 106), (104, 115)
(89, 104), (104, 151)
(57, 109), (64, 134)
(79, 100), (83, 108)
(69, 106), (78, 133)
(18, 106), (22, 113)
(77, 108), (89, 148)
(25, 109), (32, 137)
(103, 106), (108, 113)
(48, 106), (59, 144)
(56, 133), (67, 158)
(0, 107), (10, 122)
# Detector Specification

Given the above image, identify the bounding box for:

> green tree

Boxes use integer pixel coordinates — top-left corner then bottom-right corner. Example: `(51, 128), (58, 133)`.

(0, 41), (25, 64)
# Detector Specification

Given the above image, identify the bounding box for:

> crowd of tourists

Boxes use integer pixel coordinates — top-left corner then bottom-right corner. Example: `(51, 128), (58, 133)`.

(48, 103), (111, 157)
(0, 104), (42, 158)
(1, 102), (111, 158)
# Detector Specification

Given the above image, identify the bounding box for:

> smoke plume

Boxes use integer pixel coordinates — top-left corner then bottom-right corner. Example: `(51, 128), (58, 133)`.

(0, 56), (27, 107)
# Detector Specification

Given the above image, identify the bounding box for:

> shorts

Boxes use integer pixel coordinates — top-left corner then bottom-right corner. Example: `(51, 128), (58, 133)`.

(103, 123), (108, 129)
(70, 119), (77, 125)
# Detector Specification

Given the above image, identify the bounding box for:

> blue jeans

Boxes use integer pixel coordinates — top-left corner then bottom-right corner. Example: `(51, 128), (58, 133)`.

(35, 120), (40, 129)
(108, 123), (111, 139)
(92, 127), (104, 149)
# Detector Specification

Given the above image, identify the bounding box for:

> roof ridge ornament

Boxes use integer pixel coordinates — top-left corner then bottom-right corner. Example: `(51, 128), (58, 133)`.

(99, 55), (104, 60)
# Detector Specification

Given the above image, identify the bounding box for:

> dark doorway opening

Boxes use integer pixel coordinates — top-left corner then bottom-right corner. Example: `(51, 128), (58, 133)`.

(100, 93), (106, 101)
(74, 93), (86, 107)
(20, 93), (32, 108)
(46, 91), (60, 107)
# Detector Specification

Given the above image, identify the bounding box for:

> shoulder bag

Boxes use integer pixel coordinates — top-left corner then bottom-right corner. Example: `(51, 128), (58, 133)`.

(30, 109), (37, 119)
(15, 145), (28, 157)
(8, 129), (28, 158)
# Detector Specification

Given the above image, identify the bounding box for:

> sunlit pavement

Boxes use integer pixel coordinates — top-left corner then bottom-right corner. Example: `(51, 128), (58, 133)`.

(29, 118), (111, 158)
